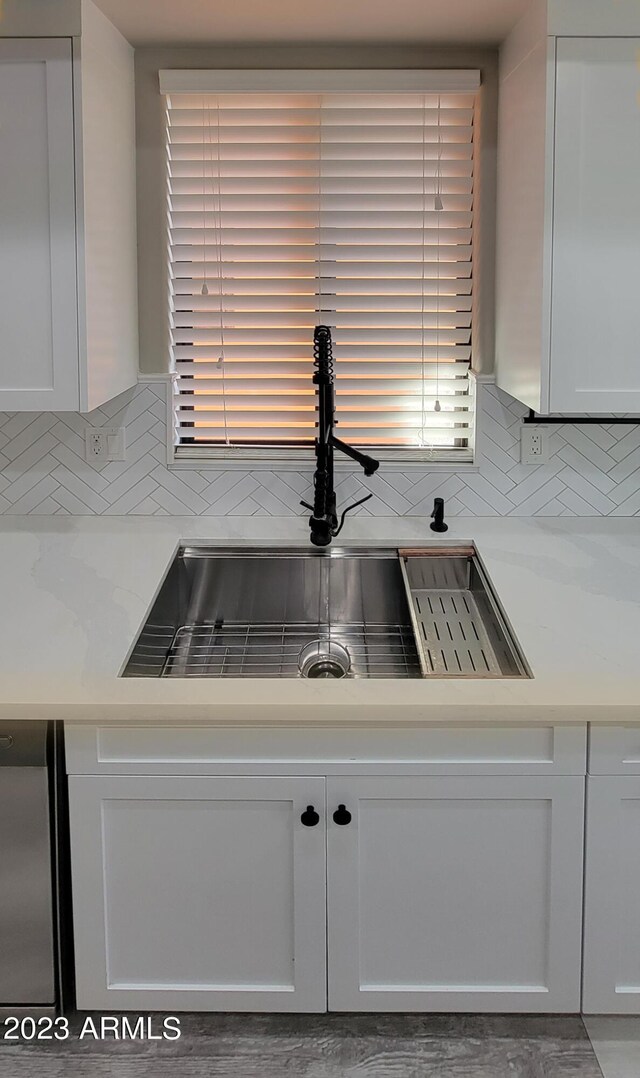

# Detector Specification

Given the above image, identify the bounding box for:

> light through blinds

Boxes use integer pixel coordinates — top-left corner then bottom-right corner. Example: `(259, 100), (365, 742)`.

(162, 70), (478, 458)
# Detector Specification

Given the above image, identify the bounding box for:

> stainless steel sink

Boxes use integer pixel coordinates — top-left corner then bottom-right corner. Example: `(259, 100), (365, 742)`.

(122, 547), (528, 680)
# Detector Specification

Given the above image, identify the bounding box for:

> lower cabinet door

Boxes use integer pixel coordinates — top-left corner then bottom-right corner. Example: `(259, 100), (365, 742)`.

(583, 777), (640, 1014)
(69, 775), (327, 1011)
(327, 776), (584, 1012)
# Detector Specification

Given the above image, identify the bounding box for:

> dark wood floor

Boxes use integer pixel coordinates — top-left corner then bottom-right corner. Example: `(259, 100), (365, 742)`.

(0, 1014), (604, 1078)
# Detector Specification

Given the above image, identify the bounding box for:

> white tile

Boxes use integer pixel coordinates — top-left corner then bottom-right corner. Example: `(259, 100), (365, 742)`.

(504, 459), (566, 506)
(455, 486), (501, 516)
(103, 476), (160, 515)
(560, 426), (618, 473)
(556, 444), (618, 494)
(508, 477), (566, 516)
(49, 442), (111, 491)
(481, 411), (519, 453)
(151, 466), (209, 513)
(579, 424), (619, 453)
(49, 467), (111, 514)
(477, 431), (520, 475)
(1, 454), (59, 505)
(150, 483), (202, 516)
(608, 445), (640, 484)
(559, 467), (617, 514)
(0, 379), (637, 518)
(1, 414), (57, 461)
(1, 432), (60, 480)
(4, 475), (59, 515)
(204, 475), (260, 514)
(409, 475), (465, 515)
(557, 488), (603, 516)
(462, 473), (516, 514)
(609, 427), (640, 462)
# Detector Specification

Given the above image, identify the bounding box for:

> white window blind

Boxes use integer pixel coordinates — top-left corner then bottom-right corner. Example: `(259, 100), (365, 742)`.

(163, 70), (478, 459)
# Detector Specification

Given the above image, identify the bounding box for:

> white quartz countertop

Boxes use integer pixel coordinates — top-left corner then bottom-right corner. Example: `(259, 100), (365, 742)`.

(2, 514), (639, 724)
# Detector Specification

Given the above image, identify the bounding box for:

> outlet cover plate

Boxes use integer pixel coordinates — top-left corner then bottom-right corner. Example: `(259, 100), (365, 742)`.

(520, 425), (549, 465)
(85, 427), (126, 463)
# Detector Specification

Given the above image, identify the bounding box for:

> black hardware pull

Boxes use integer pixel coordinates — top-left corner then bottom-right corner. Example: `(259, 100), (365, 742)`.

(333, 804), (352, 826)
(301, 805), (320, 827)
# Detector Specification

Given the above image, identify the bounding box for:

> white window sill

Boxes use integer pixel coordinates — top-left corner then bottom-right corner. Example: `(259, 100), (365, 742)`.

(169, 449), (478, 473)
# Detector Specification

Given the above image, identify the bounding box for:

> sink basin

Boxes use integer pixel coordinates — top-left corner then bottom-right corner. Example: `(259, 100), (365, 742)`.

(122, 547), (528, 680)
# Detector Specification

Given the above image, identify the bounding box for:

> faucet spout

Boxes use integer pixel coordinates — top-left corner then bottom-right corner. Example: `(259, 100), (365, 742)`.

(331, 436), (379, 476)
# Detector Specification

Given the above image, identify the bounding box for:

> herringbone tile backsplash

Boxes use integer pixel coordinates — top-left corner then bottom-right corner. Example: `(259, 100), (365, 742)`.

(0, 380), (638, 516)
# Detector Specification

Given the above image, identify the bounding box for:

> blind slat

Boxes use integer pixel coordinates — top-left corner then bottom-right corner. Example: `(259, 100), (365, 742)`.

(173, 359), (470, 376)
(172, 312), (473, 329)
(173, 295), (473, 312)
(173, 346), (472, 363)
(170, 194), (474, 212)
(172, 255), (471, 273)
(172, 277), (473, 294)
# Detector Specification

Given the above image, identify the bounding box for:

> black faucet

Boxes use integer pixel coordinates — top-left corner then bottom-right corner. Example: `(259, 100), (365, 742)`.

(301, 325), (379, 547)
(430, 497), (448, 533)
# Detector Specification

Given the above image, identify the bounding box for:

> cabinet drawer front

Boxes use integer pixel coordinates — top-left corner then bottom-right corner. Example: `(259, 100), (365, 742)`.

(65, 724), (586, 776)
(589, 727), (640, 775)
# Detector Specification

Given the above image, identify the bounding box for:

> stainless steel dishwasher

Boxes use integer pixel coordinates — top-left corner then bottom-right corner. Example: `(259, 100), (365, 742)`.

(0, 722), (58, 1013)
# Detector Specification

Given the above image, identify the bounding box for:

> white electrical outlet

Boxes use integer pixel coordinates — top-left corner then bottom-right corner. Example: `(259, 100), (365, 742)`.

(84, 427), (126, 463)
(520, 425), (549, 465)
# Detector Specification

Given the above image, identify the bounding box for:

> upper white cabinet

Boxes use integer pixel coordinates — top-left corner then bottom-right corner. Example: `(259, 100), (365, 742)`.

(0, 2), (138, 412)
(0, 40), (78, 410)
(551, 38), (640, 414)
(496, 2), (640, 414)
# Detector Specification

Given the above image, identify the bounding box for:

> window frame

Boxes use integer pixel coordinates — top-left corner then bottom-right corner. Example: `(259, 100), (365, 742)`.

(162, 68), (480, 467)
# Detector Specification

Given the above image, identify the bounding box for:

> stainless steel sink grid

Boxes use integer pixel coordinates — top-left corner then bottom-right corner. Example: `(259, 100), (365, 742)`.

(123, 548), (422, 679)
(162, 622), (417, 679)
(122, 546), (528, 680)
(400, 551), (528, 679)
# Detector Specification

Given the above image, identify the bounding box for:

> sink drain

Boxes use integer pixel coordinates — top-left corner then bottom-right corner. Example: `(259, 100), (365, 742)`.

(298, 640), (351, 679)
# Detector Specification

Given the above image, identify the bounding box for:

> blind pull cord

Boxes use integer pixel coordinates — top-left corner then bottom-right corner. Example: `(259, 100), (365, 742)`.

(434, 94), (443, 414)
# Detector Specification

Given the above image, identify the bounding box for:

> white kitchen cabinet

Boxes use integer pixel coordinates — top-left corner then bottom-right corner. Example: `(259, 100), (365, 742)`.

(583, 777), (640, 1014)
(0, 40), (78, 410)
(496, 4), (640, 413)
(68, 775), (327, 1012)
(65, 724), (587, 1014)
(0, 2), (138, 412)
(550, 38), (640, 413)
(327, 775), (585, 1012)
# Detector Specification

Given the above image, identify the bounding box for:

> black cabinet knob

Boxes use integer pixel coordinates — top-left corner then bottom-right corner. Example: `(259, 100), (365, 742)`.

(301, 805), (320, 827)
(332, 804), (352, 826)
